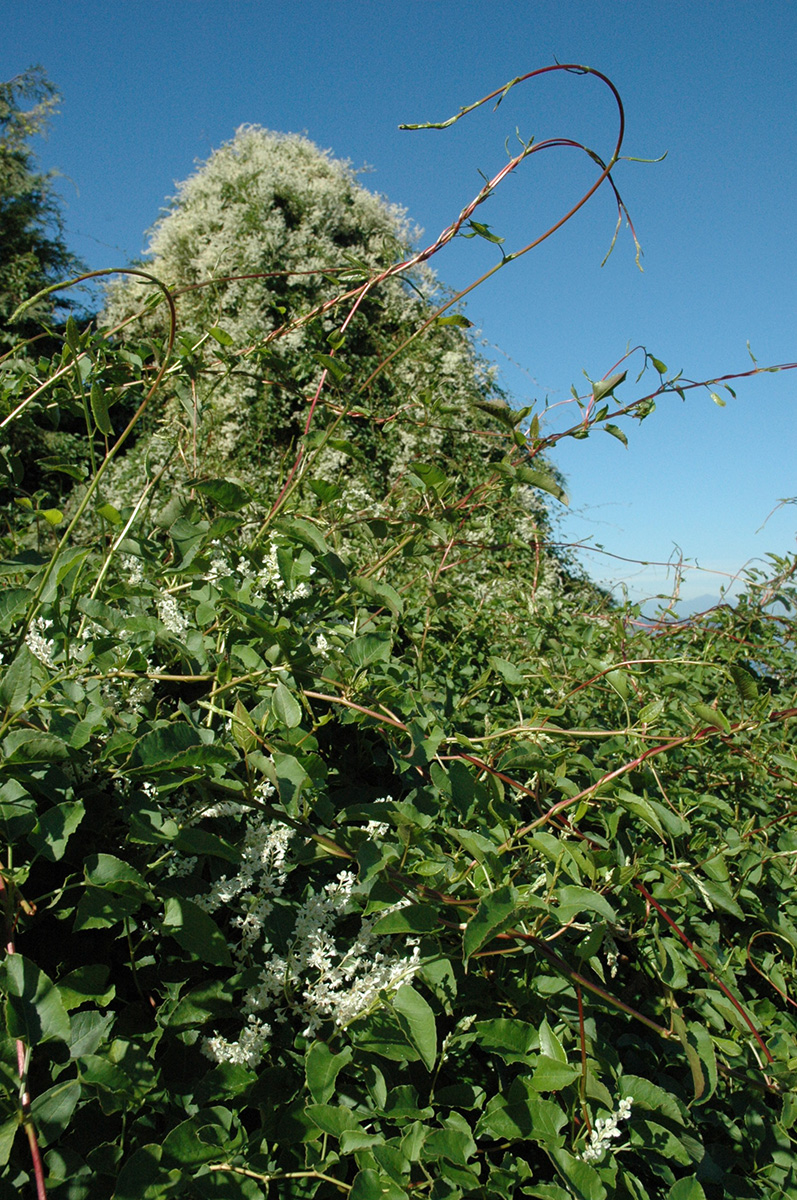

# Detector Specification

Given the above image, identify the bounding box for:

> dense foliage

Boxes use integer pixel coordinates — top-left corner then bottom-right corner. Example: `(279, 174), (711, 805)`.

(0, 68), (83, 343)
(0, 64), (796, 1200)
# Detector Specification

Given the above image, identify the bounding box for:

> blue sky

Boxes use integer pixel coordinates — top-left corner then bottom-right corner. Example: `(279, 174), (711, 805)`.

(3, 0), (795, 603)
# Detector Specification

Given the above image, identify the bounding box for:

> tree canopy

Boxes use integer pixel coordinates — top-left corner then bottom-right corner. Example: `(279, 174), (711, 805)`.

(0, 67), (83, 345)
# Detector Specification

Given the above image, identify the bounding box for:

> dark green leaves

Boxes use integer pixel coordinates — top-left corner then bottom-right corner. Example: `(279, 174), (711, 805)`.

(1, 956), (70, 1046)
(0, 645), (33, 712)
(90, 381), (113, 435)
(391, 985), (437, 1071)
(271, 681), (303, 728)
(162, 897), (232, 967)
(463, 885), (518, 960)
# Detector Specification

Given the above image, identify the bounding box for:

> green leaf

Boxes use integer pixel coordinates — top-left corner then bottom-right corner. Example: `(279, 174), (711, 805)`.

(463, 885), (518, 960)
(306, 1042), (353, 1103)
(69, 1009), (115, 1057)
(306, 1103), (361, 1137)
(435, 313), (473, 327)
(464, 219), (504, 244)
(530, 1055), (580, 1092)
(232, 699), (257, 752)
(617, 793), (665, 839)
(191, 477), (250, 511)
(476, 1094), (566, 1146)
(41, 507), (64, 526)
(620, 1076), (685, 1124)
(354, 575), (403, 616)
(272, 681), (303, 728)
(65, 315), (80, 353)
(273, 516), (330, 555)
(638, 697), (665, 724)
(605, 669), (628, 700)
(0, 645), (33, 712)
(667, 1180), (706, 1200)
(90, 381), (113, 435)
(173, 826), (239, 862)
(690, 701), (731, 733)
(392, 984), (437, 1071)
(710, 391), (726, 407)
(556, 886), (616, 923)
(161, 1113), (233, 1165)
(29, 1078), (80, 1145)
(162, 897), (233, 966)
(475, 1019), (536, 1061)
(3, 729), (69, 763)
(96, 501), (123, 525)
(113, 1144), (176, 1200)
(315, 352), (348, 381)
(58, 965), (115, 1011)
(28, 799), (85, 861)
(695, 877), (744, 919)
(273, 750), (310, 809)
(592, 371), (626, 403)
(549, 1149), (606, 1200)
(512, 465), (569, 504)
(650, 356), (667, 374)
(86, 854), (148, 892)
(208, 325), (234, 346)
(730, 662), (758, 702)
(128, 723), (233, 773)
(0, 587), (32, 629)
(489, 656), (525, 688)
(1, 955), (71, 1046)
(604, 423), (628, 447)
(538, 1019), (567, 1063)
(372, 905), (442, 935)
(350, 1169), (408, 1200)
(0, 1119), (17, 1168)
(346, 632), (392, 668)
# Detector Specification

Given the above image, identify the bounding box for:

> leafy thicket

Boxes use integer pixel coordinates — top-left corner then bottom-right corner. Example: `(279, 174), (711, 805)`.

(0, 67), (87, 501)
(0, 67), (83, 340)
(0, 64), (796, 1200)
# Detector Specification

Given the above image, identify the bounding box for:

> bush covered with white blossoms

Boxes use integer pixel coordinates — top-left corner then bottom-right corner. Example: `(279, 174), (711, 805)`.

(1, 64), (797, 1200)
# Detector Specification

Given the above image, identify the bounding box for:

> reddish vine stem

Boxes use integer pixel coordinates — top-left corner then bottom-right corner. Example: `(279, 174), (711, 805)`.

(635, 881), (773, 1065)
(0, 869), (47, 1200)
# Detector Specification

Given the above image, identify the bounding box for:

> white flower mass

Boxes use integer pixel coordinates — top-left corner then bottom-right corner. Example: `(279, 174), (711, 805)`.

(190, 806), (420, 1066)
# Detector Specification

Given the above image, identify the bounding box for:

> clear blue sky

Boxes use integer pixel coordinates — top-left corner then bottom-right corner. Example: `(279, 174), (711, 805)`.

(4, 0), (795, 603)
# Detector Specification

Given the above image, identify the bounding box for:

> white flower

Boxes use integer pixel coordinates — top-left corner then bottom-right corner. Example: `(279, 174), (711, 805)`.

(206, 541), (235, 583)
(26, 617), (55, 666)
(156, 593), (189, 635)
(579, 1097), (633, 1163)
(202, 1014), (271, 1068)
(120, 555), (145, 585)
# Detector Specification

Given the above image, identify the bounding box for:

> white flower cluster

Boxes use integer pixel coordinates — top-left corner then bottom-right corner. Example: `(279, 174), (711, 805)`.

(120, 555), (145, 585)
(156, 593), (189, 635)
(195, 806), (420, 1066)
(206, 542), (235, 584)
(203, 1015), (272, 1069)
(244, 541), (314, 602)
(26, 617), (55, 666)
(579, 1097), (633, 1163)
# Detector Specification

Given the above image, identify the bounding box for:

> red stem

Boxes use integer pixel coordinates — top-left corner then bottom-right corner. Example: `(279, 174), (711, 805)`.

(635, 881), (773, 1066)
